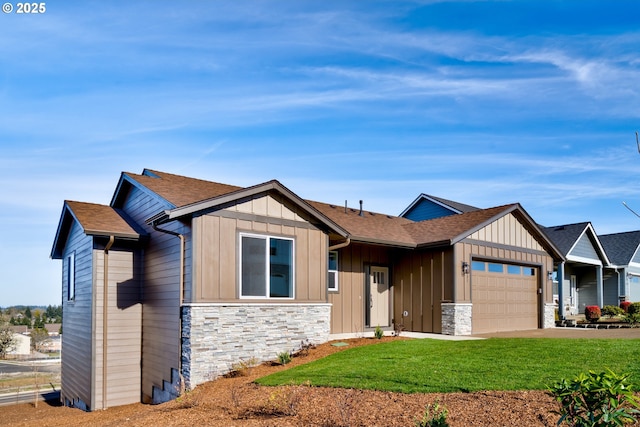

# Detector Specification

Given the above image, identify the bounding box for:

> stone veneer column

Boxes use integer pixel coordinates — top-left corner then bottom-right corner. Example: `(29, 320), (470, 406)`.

(181, 303), (331, 389)
(543, 303), (557, 329)
(440, 303), (473, 336)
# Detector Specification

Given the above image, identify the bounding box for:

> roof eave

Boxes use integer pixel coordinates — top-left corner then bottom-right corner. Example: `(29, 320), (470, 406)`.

(350, 236), (416, 249)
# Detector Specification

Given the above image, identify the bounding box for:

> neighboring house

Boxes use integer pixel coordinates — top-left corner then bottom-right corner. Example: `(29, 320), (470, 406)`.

(400, 193), (479, 221)
(599, 230), (640, 303)
(44, 323), (62, 336)
(8, 333), (30, 357)
(541, 223), (612, 316)
(51, 169), (564, 411)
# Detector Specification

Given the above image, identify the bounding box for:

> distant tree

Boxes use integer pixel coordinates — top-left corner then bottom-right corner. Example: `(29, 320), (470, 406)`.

(0, 322), (17, 358)
(30, 328), (50, 352)
(33, 314), (45, 329)
(24, 307), (32, 319)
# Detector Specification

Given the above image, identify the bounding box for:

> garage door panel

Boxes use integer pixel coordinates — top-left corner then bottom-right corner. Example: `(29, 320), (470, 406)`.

(472, 263), (538, 334)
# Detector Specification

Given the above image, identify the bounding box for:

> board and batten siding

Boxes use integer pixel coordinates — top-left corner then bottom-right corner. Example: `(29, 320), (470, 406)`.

(191, 193), (328, 303)
(60, 220), (94, 409)
(328, 243), (391, 334)
(92, 249), (142, 409)
(392, 248), (452, 334)
(119, 184), (185, 403)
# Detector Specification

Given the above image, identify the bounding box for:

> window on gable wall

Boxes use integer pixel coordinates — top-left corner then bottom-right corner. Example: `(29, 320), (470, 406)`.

(328, 251), (338, 292)
(240, 233), (294, 298)
(66, 252), (75, 301)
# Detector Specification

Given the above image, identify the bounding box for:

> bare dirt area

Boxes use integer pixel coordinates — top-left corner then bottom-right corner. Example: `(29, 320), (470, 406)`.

(2, 329), (639, 427)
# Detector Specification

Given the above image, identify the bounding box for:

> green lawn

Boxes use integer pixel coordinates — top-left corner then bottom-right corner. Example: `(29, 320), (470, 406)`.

(256, 338), (640, 393)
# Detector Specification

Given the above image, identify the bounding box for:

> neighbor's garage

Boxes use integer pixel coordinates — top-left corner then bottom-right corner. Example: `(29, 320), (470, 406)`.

(471, 260), (539, 334)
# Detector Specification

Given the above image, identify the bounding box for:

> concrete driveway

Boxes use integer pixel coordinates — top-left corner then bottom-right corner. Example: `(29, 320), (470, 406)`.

(473, 326), (640, 339)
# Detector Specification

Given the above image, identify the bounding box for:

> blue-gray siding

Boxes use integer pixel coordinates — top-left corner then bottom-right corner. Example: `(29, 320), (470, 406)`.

(569, 233), (600, 261)
(403, 199), (457, 221)
(120, 184), (185, 403)
(60, 221), (94, 409)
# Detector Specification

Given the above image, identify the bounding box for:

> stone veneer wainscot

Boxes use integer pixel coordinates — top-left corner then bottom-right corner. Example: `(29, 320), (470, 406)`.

(181, 303), (331, 389)
(441, 303), (473, 336)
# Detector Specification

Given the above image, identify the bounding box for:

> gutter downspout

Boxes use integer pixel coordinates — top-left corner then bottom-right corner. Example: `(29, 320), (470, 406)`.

(328, 237), (351, 252)
(103, 235), (115, 410)
(327, 238), (351, 303)
(151, 222), (185, 387)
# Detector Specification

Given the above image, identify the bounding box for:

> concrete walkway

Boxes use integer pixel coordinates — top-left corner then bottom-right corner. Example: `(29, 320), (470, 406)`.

(473, 327), (640, 339)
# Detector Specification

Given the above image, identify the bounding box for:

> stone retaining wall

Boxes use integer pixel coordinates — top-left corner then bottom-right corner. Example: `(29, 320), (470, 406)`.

(181, 303), (331, 389)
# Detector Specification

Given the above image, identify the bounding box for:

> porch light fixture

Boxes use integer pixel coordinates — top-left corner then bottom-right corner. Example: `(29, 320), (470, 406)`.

(461, 261), (469, 275)
(547, 271), (553, 281)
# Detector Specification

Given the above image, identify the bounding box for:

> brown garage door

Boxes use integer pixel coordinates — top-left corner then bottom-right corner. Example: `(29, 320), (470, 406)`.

(471, 261), (539, 334)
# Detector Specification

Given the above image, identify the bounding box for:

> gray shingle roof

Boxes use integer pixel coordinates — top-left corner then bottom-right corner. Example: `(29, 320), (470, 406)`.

(426, 194), (480, 214)
(542, 222), (590, 256)
(599, 230), (640, 265)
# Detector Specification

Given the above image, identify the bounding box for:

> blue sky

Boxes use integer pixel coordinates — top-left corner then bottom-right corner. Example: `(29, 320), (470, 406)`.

(1, 1), (640, 306)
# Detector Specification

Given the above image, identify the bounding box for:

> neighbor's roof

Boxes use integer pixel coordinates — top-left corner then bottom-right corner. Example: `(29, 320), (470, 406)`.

(400, 193), (480, 218)
(599, 230), (640, 266)
(541, 222), (591, 256)
(51, 200), (144, 259)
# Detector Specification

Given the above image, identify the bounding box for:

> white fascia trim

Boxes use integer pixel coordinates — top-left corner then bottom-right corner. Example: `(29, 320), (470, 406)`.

(566, 255), (603, 266)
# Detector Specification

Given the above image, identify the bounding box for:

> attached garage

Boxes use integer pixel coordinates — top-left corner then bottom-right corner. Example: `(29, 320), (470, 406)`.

(471, 260), (540, 334)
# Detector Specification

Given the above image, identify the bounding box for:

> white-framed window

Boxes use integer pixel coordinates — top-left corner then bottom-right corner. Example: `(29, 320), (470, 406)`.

(239, 233), (294, 298)
(328, 251), (338, 292)
(66, 252), (75, 301)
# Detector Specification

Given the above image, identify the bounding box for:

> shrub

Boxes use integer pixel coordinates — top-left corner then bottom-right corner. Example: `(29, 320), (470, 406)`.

(620, 301), (632, 313)
(374, 325), (384, 339)
(277, 351), (291, 365)
(414, 401), (449, 427)
(548, 369), (640, 427)
(601, 305), (624, 318)
(622, 312), (640, 326)
(628, 302), (640, 316)
(584, 306), (601, 323)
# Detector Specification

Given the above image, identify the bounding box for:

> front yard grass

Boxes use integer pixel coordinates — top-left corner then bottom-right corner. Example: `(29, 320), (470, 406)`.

(256, 338), (640, 393)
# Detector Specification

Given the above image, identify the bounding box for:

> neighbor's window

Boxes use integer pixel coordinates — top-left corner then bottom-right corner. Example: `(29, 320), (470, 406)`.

(328, 251), (338, 291)
(240, 233), (294, 298)
(66, 252), (75, 301)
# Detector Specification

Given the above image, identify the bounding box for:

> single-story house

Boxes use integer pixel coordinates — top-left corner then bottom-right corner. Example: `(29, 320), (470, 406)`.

(51, 169), (564, 411)
(541, 223), (613, 316)
(599, 230), (640, 303)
